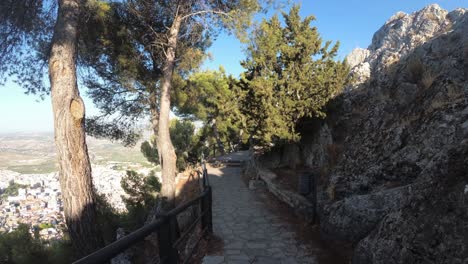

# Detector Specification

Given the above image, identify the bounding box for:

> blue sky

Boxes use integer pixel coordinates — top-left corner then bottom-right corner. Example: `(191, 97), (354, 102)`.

(0, 0), (465, 133)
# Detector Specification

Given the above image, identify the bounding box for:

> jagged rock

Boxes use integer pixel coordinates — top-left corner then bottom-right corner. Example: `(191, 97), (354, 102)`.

(249, 4), (468, 263)
(353, 142), (468, 264)
(249, 179), (266, 190)
(346, 48), (370, 69)
(317, 5), (468, 263)
(346, 4), (464, 90)
(301, 123), (333, 168)
(320, 183), (429, 242)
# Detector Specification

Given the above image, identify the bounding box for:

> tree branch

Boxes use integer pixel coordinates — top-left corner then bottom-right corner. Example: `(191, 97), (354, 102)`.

(180, 10), (231, 21)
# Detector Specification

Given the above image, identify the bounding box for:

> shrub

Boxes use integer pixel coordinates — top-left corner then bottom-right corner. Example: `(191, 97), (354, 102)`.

(326, 184), (336, 201)
(0, 224), (73, 264)
(407, 56), (424, 83)
(120, 170), (161, 229)
(1, 181), (28, 200)
(421, 71), (436, 89)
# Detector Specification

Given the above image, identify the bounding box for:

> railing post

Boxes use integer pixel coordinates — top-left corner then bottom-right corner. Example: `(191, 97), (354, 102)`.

(201, 187), (213, 235)
(202, 170), (207, 188)
(157, 216), (179, 264)
(207, 186), (213, 234)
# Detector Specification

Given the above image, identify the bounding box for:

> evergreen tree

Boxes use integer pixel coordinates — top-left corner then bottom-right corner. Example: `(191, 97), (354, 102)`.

(175, 68), (245, 154)
(240, 5), (350, 147)
(140, 119), (201, 171)
(0, 1), (105, 255)
(170, 119), (196, 170)
(81, 0), (266, 208)
(148, 0), (264, 208)
(80, 1), (209, 147)
(121, 170), (161, 209)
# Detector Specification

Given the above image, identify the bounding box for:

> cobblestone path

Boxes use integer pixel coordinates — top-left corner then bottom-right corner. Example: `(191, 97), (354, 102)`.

(202, 164), (318, 264)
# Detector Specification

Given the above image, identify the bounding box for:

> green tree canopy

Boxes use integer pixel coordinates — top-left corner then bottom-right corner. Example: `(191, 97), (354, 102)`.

(80, 0), (210, 145)
(0, 224), (73, 263)
(170, 119), (197, 170)
(0, 0), (53, 96)
(120, 170), (161, 209)
(175, 68), (245, 154)
(240, 5), (350, 146)
(140, 119), (201, 170)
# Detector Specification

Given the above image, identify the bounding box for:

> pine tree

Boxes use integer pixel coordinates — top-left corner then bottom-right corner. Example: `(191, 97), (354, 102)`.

(175, 68), (244, 154)
(82, 0), (266, 208)
(240, 5), (350, 147)
(0, 0), (104, 255)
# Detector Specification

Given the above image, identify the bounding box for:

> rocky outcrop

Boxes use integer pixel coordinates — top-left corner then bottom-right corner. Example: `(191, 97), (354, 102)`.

(346, 4), (462, 90)
(249, 4), (468, 263)
(353, 142), (468, 264)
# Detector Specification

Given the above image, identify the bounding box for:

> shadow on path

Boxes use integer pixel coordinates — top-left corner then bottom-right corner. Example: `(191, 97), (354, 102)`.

(203, 154), (348, 264)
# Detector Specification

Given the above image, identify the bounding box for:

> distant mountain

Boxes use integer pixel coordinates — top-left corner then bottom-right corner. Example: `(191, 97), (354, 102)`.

(0, 132), (149, 174)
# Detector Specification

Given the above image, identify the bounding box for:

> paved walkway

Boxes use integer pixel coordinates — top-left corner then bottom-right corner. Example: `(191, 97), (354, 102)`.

(202, 163), (318, 264)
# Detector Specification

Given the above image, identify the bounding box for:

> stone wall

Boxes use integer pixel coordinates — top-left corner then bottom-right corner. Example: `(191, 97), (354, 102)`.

(243, 152), (316, 223)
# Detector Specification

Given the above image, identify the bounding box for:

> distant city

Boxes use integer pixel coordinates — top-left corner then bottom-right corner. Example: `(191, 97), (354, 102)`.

(0, 132), (155, 240)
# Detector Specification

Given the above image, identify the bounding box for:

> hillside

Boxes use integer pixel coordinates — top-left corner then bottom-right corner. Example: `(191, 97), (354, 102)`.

(0, 132), (149, 174)
(246, 4), (467, 263)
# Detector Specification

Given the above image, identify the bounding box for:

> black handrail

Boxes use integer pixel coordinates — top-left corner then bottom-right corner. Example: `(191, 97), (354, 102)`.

(74, 164), (212, 264)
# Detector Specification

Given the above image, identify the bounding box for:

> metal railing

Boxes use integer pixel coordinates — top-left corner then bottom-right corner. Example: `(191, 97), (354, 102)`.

(73, 163), (212, 264)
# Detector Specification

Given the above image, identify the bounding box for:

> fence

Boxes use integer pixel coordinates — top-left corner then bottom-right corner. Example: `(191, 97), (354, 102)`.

(73, 163), (212, 264)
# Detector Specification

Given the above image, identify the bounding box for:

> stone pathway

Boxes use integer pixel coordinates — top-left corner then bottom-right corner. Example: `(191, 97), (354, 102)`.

(202, 163), (319, 264)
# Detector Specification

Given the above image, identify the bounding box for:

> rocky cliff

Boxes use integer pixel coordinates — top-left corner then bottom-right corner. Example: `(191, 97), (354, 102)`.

(247, 4), (468, 263)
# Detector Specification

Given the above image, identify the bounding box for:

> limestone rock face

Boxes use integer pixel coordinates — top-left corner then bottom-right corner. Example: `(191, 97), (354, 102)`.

(255, 4), (468, 263)
(321, 5), (467, 263)
(346, 4), (465, 90)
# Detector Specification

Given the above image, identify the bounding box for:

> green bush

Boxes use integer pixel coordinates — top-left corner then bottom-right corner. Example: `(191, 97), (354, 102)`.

(407, 56), (424, 83)
(38, 223), (54, 230)
(120, 170), (162, 229)
(0, 224), (73, 264)
(140, 119), (204, 171)
(1, 181), (28, 200)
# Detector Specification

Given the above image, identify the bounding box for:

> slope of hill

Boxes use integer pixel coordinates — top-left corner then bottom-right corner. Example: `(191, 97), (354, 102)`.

(247, 4), (467, 263)
(0, 132), (149, 173)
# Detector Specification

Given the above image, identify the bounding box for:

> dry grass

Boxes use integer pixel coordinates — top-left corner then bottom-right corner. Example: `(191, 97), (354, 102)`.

(406, 55), (438, 90)
(407, 56), (424, 83)
(421, 71), (436, 89)
(175, 167), (202, 205)
(326, 184), (336, 201)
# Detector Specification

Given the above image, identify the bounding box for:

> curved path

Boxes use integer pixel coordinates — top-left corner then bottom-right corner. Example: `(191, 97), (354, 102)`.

(202, 157), (319, 264)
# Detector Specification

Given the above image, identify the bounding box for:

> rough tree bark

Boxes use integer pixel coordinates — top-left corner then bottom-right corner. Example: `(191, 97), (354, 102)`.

(157, 15), (182, 208)
(48, 0), (103, 256)
(212, 118), (225, 156)
(149, 91), (162, 163)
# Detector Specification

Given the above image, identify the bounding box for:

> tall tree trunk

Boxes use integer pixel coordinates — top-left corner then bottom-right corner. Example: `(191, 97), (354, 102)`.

(212, 118), (225, 156)
(48, 0), (103, 256)
(157, 16), (182, 208)
(149, 90), (161, 164)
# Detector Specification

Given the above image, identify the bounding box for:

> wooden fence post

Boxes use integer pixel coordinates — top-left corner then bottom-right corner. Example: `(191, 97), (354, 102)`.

(207, 186), (213, 234)
(157, 216), (179, 263)
(201, 187), (213, 235)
